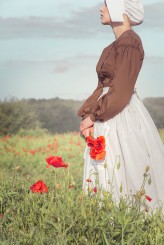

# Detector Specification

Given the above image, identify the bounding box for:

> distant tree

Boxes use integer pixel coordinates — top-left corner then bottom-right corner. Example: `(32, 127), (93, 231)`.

(33, 99), (80, 133)
(143, 97), (164, 129)
(0, 100), (39, 135)
(0, 97), (162, 136)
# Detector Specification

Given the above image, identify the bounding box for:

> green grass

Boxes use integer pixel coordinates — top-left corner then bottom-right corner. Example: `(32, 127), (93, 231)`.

(0, 131), (164, 244)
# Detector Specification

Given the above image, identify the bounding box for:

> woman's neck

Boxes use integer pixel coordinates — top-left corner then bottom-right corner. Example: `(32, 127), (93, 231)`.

(111, 15), (131, 40)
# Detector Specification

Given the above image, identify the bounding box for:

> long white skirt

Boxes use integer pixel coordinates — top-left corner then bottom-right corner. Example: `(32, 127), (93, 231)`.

(83, 87), (164, 210)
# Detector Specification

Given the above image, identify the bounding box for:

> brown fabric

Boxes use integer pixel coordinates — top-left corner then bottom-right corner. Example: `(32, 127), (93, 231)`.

(77, 29), (144, 122)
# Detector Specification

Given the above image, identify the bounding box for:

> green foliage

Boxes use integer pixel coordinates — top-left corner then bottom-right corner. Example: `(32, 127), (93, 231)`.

(17, 127), (48, 137)
(0, 98), (82, 136)
(0, 99), (40, 135)
(0, 96), (163, 136)
(1, 176), (164, 245)
(143, 97), (164, 129)
(0, 132), (164, 244)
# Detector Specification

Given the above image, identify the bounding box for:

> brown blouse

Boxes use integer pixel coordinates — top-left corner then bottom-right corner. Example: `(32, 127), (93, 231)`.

(77, 29), (144, 122)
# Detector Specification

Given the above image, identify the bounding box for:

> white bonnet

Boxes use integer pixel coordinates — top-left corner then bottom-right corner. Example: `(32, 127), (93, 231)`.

(105, 0), (144, 26)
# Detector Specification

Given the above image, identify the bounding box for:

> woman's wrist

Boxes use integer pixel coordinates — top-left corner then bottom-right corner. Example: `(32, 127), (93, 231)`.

(90, 114), (96, 122)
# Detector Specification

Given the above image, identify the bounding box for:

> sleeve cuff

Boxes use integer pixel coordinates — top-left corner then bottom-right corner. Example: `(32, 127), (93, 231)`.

(90, 113), (96, 122)
(82, 114), (90, 120)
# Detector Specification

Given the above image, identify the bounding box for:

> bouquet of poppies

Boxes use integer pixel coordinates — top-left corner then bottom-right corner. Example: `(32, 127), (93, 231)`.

(85, 135), (106, 160)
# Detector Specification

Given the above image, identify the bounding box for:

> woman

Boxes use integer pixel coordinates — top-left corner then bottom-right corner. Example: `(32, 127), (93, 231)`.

(78, 0), (164, 210)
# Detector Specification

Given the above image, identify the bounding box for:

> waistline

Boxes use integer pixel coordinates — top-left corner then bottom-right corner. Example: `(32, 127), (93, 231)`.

(102, 87), (137, 94)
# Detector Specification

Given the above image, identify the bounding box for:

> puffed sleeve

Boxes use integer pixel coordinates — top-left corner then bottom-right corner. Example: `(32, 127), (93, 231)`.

(89, 42), (144, 122)
(77, 79), (103, 120)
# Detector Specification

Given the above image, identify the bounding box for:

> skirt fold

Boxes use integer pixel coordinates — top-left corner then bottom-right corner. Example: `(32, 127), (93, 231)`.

(83, 89), (164, 209)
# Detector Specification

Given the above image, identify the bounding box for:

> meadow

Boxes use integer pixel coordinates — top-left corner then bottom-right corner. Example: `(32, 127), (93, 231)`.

(0, 129), (164, 245)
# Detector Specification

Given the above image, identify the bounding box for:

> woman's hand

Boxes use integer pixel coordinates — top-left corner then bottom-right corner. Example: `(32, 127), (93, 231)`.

(81, 126), (94, 138)
(80, 116), (94, 133)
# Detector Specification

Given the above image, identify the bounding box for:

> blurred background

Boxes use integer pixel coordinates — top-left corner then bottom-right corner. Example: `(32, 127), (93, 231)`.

(0, 0), (163, 134)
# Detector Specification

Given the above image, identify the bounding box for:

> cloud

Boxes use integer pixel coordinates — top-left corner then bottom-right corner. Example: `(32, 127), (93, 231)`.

(145, 56), (164, 64)
(0, 54), (97, 71)
(0, 4), (102, 40)
(0, 2), (163, 40)
(144, 2), (164, 29)
(53, 64), (71, 73)
(1, 54), (164, 76)
(0, 16), (66, 39)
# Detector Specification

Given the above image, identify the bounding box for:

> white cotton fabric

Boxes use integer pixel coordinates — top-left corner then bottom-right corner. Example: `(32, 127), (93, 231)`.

(106, 0), (124, 22)
(106, 0), (144, 26)
(83, 87), (164, 210)
(123, 0), (144, 25)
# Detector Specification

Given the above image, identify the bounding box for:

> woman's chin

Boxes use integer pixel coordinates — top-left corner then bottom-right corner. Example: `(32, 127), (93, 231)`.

(101, 20), (106, 25)
(101, 21), (110, 25)
(100, 18), (110, 25)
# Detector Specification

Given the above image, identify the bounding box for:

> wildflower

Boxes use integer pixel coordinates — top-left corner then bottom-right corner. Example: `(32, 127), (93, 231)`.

(145, 207), (150, 212)
(56, 183), (61, 189)
(15, 166), (21, 171)
(68, 185), (74, 189)
(48, 144), (53, 149)
(141, 189), (145, 195)
(90, 148), (106, 160)
(2, 135), (11, 142)
(146, 195), (152, 202)
(46, 155), (68, 168)
(135, 191), (142, 200)
(30, 180), (48, 193)
(86, 135), (95, 147)
(23, 148), (28, 153)
(94, 136), (105, 151)
(145, 165), (150, 172)
(86, 179), (92, 182)
(29, 150), (36, 155)
(86, 135), (106, 160)
(79, 195), (83, 203)
(93, 187), (97, 193)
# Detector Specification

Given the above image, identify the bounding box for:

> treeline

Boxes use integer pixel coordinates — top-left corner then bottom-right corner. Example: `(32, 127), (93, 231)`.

(0, 97), (163, 135)
(143, 97), (164, 129)
(0, 97), (82, 135)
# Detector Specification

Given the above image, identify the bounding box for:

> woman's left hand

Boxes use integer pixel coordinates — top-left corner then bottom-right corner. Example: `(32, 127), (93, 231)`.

(81, 126), (94, 138)
(80, 116), (94, 133)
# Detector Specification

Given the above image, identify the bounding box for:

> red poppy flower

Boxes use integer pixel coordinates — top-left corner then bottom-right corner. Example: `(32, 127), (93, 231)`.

(146, 195), (152, 202)
(93, 187), (97, 193)
(90, 148), (106, 160)
(30, 150), (36, 155)
(86, 179), (92, 182)
(68, 185), (74, 189)
(86, 135), (106, 160)
(30, 180), (48, 193)
(2, 135), (11, 142)
(46, 155), (68, 168)
(86, 136), (95, 147)
(94, 136), (105, 152)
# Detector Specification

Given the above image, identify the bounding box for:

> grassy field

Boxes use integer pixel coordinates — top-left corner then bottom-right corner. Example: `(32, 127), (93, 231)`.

(0, 130), (164, 244)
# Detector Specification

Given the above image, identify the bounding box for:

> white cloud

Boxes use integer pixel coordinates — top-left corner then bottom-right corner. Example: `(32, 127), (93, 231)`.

(0, 2), (163, 40)
(0, 0), (163, 100)
(143, 2), (164, 29)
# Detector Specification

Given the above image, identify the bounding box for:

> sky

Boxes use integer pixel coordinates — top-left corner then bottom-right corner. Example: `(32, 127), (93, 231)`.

(0, 0), (164, 101)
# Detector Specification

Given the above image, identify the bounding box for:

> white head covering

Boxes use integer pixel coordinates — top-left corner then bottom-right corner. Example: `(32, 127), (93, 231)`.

(105, 0), (144, 26)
